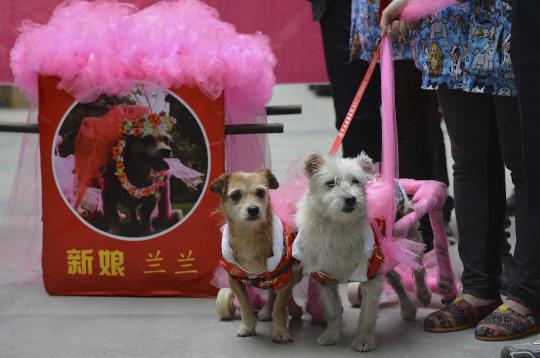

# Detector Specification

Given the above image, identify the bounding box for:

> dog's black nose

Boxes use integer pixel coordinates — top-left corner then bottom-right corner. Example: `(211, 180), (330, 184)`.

(159, 148), (172, 157)
(344, 197), (356, 207)
(247, 206), (260, 217)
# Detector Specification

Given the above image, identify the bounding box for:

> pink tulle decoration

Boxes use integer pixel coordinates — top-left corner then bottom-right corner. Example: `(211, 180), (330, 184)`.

(210, 265), (230, 290)
(269, 161), (308, 235)
(10, 0), (276, 172)
(380, 236), (424, 274)
(365, 179), (394, 222)
(399, 0), (457, 22)
(0, 108), (42, 275)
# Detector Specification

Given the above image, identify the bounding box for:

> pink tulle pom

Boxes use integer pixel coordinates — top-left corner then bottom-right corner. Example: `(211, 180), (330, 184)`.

(10, 0), (276, 107)
(365, 180), (394, 222)
(210, 265), (229, 290)
(10, 0), (275, 173)
(380, 236), (424, 274)
(270, 162), (308, 235)
(400, 0), (457, 22)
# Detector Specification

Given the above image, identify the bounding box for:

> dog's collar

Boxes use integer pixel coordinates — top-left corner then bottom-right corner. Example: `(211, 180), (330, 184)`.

(221, 214), (285, 273)
(120, 112), (176, 137)
(112, 138), (168, 199)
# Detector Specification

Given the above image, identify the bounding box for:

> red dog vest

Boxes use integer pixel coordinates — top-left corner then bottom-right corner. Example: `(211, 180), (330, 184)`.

(220, 215), (298, 290)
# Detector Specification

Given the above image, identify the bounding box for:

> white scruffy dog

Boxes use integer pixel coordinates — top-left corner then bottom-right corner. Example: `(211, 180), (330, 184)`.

(294, 153), (432, 352)
(294, 153), (382, 352)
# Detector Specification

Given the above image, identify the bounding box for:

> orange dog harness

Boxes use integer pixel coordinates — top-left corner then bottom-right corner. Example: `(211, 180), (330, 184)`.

(220, 215), (298, 290)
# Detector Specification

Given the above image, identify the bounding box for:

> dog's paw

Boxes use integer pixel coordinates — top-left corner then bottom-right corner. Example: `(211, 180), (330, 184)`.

(351, 334), (376, 352)
(317, 329), (341, 346)
(272, 328), (293, 344)
(236, 324), (256, 337)
(400, 300), (417, 322)
(417, 289), (432, 307)
(257, 307), (272, 321)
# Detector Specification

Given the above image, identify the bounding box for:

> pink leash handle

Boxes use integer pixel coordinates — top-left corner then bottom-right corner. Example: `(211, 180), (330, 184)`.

(380, 34), (398, 243)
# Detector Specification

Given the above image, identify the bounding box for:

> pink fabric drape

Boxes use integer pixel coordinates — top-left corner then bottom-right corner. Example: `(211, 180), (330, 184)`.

(1, 1), (327, 84)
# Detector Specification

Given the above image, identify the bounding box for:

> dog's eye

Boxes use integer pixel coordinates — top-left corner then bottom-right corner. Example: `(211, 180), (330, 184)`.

(160, 136), (171, 145)
(230, 191), (242, 202)
(255, 189), (266, 198)
(351, 179), (360, 186)
(326, 180), (336, 188)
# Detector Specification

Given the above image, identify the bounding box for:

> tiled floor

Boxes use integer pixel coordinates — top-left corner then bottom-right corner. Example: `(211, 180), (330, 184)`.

(0, 85), (525, 357)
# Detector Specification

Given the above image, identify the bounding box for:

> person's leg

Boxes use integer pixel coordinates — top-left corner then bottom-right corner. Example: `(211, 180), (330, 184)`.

(484, 116), (512, 297)
(394, 60), (434, 249)
(472, 96), (540, 340)
(510, 0), (540, 310)
(423, 88), (506, 333)
(394, 60), (431, 179)
(492, 95), (540, 312)
(319, 0), (382, 161)
(436, 88), (503, 302)
(473, 0), (540, 342)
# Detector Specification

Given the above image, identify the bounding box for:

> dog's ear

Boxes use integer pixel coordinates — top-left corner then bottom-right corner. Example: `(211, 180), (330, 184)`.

(305, 153), (324, 178)
(357, 152), (376, 174)
(256, 168), (279, 190)
(210, 173), (231, 196)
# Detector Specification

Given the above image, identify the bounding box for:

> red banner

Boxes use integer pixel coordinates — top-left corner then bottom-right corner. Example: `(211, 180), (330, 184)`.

(1, 1), (327, 85)
(38, 76), (225, 296)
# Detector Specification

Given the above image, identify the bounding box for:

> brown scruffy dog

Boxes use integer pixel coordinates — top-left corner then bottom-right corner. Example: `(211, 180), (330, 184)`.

(211, 169), (302, 344)
(102, 133), (181, 236)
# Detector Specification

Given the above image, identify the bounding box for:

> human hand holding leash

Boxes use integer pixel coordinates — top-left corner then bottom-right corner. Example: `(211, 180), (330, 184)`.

(380, 0), (458, 36)
(380, 0), (409, 35)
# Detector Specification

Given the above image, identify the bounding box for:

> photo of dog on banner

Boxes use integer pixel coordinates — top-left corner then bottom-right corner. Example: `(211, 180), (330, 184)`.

(53, 85), (206, 238)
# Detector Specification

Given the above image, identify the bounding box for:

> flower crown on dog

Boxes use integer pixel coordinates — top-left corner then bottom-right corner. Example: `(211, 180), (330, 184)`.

(121, 112), (177, 137)
(112, 112), (177, 199)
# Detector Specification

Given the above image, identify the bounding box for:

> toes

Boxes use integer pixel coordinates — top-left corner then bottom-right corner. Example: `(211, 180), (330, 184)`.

(237, 324), (256, 337)
(351, 335), (377, 352)
(272, 330), (293, 344)
(317, 330), (340, 346)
